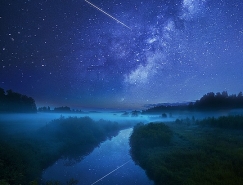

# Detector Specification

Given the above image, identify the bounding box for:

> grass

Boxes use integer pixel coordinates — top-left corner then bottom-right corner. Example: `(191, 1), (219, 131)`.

(129, 116), (243, 185)
(0, 116), (132, 184)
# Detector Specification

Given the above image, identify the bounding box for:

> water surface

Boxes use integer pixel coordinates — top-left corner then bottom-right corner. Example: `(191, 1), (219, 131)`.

(42, 128), (154, 185)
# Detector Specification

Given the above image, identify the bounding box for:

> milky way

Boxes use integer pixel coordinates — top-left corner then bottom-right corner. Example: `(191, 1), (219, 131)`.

(0, 0), (243, 109)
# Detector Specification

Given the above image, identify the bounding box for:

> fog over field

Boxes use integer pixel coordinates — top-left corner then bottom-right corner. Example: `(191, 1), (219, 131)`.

(1, 108), (243, 184)
(1, 109), (240, 132)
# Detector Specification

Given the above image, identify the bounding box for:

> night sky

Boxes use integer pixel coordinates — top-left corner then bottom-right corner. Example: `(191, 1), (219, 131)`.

(1, 0), (243, 109)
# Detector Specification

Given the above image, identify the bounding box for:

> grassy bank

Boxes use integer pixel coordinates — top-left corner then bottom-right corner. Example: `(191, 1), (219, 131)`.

(129, 116), (243, 185)
(0, 116), (132, 184)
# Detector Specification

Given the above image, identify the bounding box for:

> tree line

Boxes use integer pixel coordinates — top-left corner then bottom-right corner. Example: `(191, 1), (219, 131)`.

(0, 87), (74, 113)
(143, 91), (243, 114)
(192, 91), (243, 110)
(0, 87), (37, 113)
(38, 106), (72, 112)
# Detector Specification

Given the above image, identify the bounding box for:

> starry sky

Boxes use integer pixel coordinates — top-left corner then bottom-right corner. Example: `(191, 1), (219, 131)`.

(1, 0), (243, 109)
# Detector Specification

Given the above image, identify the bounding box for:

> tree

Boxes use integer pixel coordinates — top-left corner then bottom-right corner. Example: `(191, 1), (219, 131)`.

(0, 88), (5, 97)
(238, 92), (243, 98)
(0, 88), (5, 111)
(222, 91), (228, 98)
(0, 87), (37, 113)
(54, 106), (71, 112)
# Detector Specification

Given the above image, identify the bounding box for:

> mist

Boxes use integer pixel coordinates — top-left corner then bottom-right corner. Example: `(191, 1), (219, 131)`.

(1, 108), (243, 184)
(0, 112), (145, 134)
(0, 111), (153, 184)
(1, 109), (238, 134)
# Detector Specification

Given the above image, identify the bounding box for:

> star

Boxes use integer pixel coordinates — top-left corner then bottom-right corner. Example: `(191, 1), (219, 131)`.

(0, 0), (242, 109)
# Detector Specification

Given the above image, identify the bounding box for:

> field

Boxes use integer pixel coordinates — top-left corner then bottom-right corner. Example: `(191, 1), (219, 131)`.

(130, 116), (243, 185)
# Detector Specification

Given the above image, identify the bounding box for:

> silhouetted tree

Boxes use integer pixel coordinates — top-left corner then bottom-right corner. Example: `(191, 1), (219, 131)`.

(38, 106), (51, 112)
(162, 113), (167, 118)
(0, 88), (5, 111)
(54, 106), (71, 112)
(238, 92), (243, 98)
(194, 91), (243, 110)
(131, 110), (140, 117)
(0, 87), (37, 113)
(143, 91), (243, 114)
(0, 88), (4, 97)
(121, 111), (129, 116)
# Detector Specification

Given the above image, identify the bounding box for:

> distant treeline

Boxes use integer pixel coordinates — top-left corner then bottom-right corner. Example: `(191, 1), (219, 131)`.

(38, 106), (75, 112)
(0, 87), (37, 113)
(143, 91), (243, 114)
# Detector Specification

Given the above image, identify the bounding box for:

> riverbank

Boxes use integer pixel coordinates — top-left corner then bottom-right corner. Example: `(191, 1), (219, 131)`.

(42, 128), (154, 185)
(129, 116), (243, 185)
(0, 116), (134, 184)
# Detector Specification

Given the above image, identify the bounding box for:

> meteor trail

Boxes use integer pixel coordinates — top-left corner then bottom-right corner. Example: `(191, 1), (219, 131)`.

(84, 0), (132, 30)
(90, 160), (131, 185)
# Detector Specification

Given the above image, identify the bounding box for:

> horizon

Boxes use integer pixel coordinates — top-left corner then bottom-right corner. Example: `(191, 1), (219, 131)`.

(2, 86), (243, 112)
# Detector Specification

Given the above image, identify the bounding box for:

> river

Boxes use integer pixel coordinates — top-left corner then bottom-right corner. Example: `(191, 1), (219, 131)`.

(41, 128), (154, 185)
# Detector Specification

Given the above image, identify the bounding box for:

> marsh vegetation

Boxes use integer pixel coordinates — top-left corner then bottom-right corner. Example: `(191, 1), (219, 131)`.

(0, 116), (133, 184)
(129, 116), (243, 185)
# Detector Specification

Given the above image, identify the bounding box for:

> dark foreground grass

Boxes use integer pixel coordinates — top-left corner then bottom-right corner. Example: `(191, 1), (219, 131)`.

(0, 116), (132, 185)
(129, 116), (243, 185)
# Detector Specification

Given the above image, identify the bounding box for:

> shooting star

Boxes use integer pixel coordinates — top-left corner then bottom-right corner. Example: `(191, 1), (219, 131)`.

(90, 160), (131, 185)
(85, 0), (132, 30)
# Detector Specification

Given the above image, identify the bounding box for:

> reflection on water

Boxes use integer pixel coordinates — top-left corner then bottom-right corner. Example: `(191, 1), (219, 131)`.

(42, 128), (154, 185)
